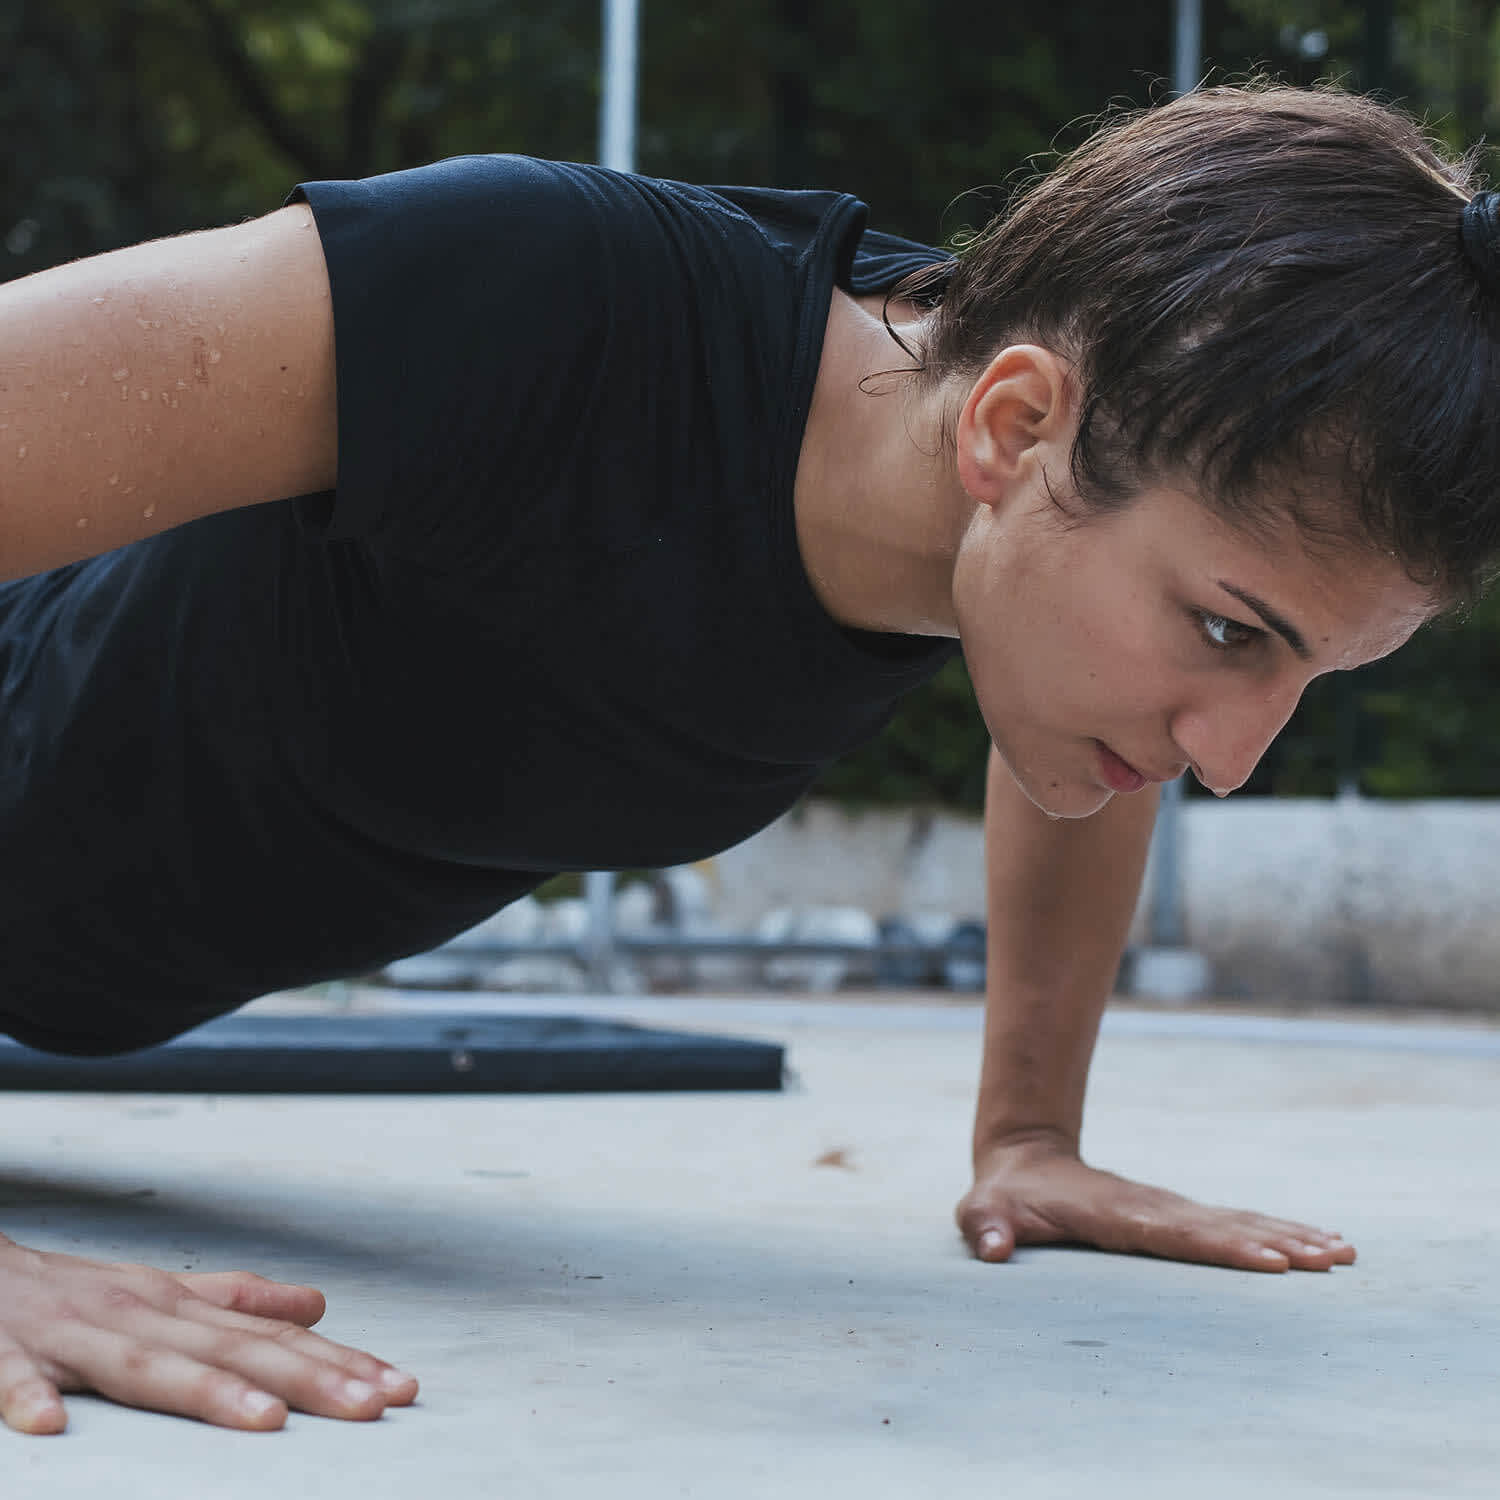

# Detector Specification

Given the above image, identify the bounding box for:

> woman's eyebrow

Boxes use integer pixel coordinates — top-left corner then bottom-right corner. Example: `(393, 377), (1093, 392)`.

(1214, 581), (1312, 660)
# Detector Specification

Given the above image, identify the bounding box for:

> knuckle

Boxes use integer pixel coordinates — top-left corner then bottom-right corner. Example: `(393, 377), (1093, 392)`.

(0, 1351), (38, 1398)
(98, 1286), (147, 1316)
(217, 1272), (266, 1309)
(38, 1298), (85, 1333)
(136, 1267), (185, 1306)
(119, 1344), (159, 1381)
(955, 1193), (1000, 1231)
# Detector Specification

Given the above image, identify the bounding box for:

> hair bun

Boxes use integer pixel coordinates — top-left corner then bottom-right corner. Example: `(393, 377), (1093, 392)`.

(1461, 191), (1500, 291)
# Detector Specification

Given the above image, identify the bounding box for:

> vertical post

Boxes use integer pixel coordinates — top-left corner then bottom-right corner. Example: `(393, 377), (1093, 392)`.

(599, 0), (640, 172)
(584, 868), (617, 988)
(1173, 0), (1202, 96)
(589, 0), (636, 982)
(1134, 2), (1204, 997)
(1149, 776), (1185, 946)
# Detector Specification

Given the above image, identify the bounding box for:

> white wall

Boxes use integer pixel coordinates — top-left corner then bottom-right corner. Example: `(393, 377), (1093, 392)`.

(707, 797), (1500, 1012)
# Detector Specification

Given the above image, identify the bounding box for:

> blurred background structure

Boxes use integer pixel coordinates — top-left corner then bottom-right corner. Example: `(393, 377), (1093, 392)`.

(5, 1), (1500, 1008)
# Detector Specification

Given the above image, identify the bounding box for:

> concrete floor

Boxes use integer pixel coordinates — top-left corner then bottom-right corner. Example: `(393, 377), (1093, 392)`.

(1, 993), (1496, 1499)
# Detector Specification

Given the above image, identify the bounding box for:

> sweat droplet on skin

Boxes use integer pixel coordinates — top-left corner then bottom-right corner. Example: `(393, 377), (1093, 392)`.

(108, 474), (119, 486)
(111, 368), (130, 382)
(16, 446), (25, 459)
(75, 517), (87, 529)
(142, 505), (155, 520)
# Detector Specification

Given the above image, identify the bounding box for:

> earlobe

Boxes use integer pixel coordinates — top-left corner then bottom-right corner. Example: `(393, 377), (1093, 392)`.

(954, 345), (1071, 510)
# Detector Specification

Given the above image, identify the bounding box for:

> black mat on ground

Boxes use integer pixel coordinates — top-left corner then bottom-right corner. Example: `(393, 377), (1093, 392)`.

(0, 1013), (784, 1094)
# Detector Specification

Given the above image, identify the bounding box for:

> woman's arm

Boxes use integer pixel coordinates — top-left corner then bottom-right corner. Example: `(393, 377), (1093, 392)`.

(0, 209), (413, 1435)
(957, 745), (1357, 1272)
(0, 203), (335, 580)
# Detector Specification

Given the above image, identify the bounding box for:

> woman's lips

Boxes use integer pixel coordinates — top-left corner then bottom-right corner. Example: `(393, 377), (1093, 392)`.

(1096, 740), (1148, 794)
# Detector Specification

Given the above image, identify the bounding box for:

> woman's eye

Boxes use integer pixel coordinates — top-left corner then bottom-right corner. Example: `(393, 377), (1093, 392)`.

(1197, 611), (1260, 652)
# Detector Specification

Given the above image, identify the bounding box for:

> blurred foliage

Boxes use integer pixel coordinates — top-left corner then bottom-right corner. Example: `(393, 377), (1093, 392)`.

(3, 0), (1499, 807)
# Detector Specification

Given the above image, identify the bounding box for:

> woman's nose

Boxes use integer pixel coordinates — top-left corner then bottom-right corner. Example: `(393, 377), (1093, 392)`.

(1171, 679), (1307, 796)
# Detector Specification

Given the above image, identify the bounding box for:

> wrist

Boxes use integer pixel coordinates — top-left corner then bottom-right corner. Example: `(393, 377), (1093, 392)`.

(971, 1122), (1080, 1171)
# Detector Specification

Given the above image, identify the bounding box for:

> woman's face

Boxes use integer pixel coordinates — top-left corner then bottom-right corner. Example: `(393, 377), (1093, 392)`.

(952, 483), (1435, 819)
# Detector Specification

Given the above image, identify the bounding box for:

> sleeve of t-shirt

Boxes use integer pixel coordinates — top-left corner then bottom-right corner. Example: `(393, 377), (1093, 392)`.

(286, 155), (628, 560)
(846, 228), (952, 297)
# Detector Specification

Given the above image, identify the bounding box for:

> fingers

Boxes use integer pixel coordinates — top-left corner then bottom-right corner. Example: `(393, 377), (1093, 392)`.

(174, 1300), (418, 1406)
(170, 1270), (327, 1328)
(108, 1307), (388, 1423)
(0, 1330), (67, 1436)
(61, 1264), (415, 1422)
(96, 1277), (414, 1419)
(1123, 1214), (1356, 1274)
(46, 1321), (290, 1431)
(1229, 1222), (1356, 1275)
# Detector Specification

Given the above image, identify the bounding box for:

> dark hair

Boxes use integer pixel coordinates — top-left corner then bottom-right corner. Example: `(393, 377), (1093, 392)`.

(902, 83), (1500, 603)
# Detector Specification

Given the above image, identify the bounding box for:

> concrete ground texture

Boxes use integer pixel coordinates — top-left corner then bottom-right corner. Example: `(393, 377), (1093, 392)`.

(1, 991), (1496, 1499)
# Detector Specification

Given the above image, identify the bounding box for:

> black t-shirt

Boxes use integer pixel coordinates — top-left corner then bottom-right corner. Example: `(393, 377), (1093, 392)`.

(0, 156), (956, 1054)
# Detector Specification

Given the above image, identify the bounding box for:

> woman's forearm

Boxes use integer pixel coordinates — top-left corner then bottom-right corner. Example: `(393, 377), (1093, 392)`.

(975, 746), (1158, 1158)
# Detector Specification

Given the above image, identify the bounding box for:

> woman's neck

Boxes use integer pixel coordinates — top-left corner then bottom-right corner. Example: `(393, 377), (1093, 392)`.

(792, 290), (972, 638)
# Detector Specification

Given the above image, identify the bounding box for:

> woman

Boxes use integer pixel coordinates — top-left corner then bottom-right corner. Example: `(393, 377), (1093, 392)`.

(0, 83), (1495, 1434)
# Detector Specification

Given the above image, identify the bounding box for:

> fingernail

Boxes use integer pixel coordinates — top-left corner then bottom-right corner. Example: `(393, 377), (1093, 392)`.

(1256, 1247), (1286, 1262)
(343, 1379), (378, 1405)
(241, 1391), (280, 1420)
(1301, 1243), (1326, 1256)
(978, 1230), (1003, 1257)
(379, 1368), (414, 1393)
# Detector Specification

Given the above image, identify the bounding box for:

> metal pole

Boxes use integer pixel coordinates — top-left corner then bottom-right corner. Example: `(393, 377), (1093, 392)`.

(599, 0), (640, 172)
(583, 869), (617, 987)
(1173, 0), (1202, 97)
(1149, 776), (1186, 946)
(587, 0), (640, 983)
(1135, 4), (1204, 984)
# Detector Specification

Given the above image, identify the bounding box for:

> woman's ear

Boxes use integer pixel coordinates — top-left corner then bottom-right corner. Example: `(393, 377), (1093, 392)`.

(954, 345), (1072, 510)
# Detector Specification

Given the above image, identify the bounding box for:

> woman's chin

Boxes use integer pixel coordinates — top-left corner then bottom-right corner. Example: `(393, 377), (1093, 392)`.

(1015, 773), (1116, 821)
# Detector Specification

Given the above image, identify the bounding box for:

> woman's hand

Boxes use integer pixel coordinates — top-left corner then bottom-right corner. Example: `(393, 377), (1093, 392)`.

(957, 1132), (1357, 1273)
(0, 1233), (417, 1434)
